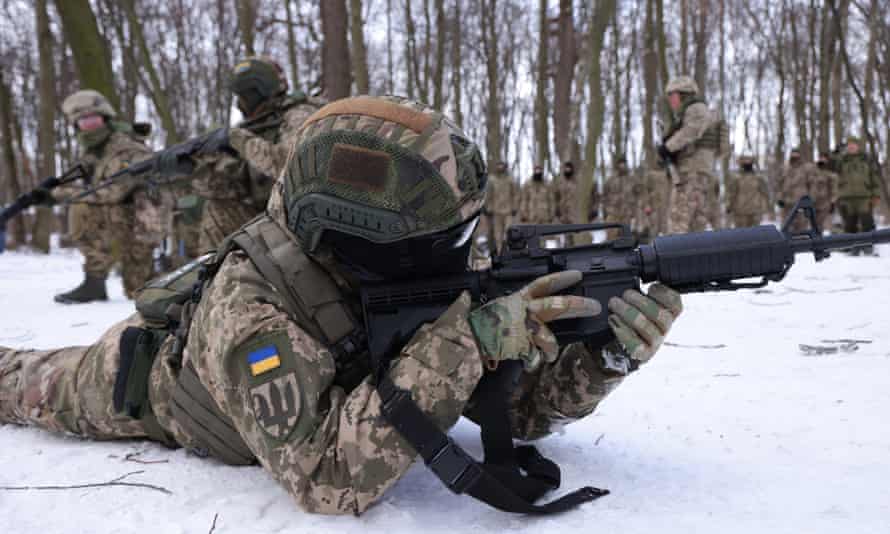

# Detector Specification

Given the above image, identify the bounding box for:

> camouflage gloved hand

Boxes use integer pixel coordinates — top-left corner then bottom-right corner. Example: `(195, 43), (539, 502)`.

(607, 284), (682, 364)
(469, 270), (602, 372)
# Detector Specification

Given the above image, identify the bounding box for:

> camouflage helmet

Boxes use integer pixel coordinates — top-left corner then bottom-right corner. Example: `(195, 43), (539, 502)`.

(665, 76), (699, 95)
(228, 56), (288, 114)
(284, 96), (487, 252)
(846, 136), (862, 145)
(62, 90), (117, 123)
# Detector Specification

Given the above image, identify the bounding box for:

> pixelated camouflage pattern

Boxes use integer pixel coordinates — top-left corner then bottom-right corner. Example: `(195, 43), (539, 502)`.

(553, 177), (579, 224)
(665, 76), (699, 95)
(727, 169), (769, 221)
(468, 271), (601, 372)
(602, 169), (635, 225)
(286, 96), (486, 239)
(198, 198), (259, 252)
(181, 250), (484, 514)
(518, 180), (554, 224)
(643, 169), (670, 237)
(780, 161), (823, 232)
(64, 132), (165, 295)
(62, 89), (117, 122)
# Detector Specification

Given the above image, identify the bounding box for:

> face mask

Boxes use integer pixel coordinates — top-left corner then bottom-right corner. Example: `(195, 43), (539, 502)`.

(742, 164), (754, 172)
(563, 168), (574, 178)
(77, 124), (112, 150)
(532, 172), (543, 182)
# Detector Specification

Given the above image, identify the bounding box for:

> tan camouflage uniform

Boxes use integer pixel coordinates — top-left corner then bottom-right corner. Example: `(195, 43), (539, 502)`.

(0, 97), (681, 516)
(727, 169), (769, 228)
(484, 170), (518, 252)
(602, 167), (639, 238)
(643, 168), (671, 238)
(192, 97), (322, 251)
(779, 159), (822, 232)
(664, 88), (716, 233)
(813, 166), (839, 231)
(519, 179), (555, 224)
(68, 132), (166, 297)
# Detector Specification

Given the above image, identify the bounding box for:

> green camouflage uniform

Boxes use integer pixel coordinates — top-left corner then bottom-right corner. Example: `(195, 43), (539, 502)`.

(835, 151), (879, 235)
(484, 170), (518, 252)
(191, 95), (323, 252)
(519, 179), (555, 224)
(664, 86), (717, 233)
(67, 131), (166, 297)
(0, 97), (681, 516)
(727, 169), (769, 228)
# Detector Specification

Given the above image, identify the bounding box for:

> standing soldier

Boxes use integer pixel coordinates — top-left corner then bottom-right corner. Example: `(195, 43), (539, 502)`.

(484, 161), (518, 254)
(814, 151), (839, 232)
(554, 161), (579, 244)
(726, 155), (769, 228)
(174, 57), (325, 251)
(643, 163), (671, 238)
(519, 165), (555, 224)
(51, 90), (166, 303)
(834, 137), (880, 254)
(658, 76), (718, 233)
(602, 157), (633, 238)
(779, 148), (822, 232)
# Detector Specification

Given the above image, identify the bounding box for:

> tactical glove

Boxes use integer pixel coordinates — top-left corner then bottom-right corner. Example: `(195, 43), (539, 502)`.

(200, 127), (231, 154)
(469, 270), (602, 372)
(607, 283), (682, 364)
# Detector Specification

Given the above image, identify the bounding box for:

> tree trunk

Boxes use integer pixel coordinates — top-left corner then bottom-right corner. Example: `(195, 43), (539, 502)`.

(321, 0), (352, 99)
(33, 0), (56, 253)
(642, 0), (658, 165)
(432, 0), (446, 109)
(680, 0), (689, 73)
(818, 2), (837, 152)
(0, 70), (25, 249)
(582, 0), (617, 218)
(692, 0), (708, 99)
(122, 0), (181, 143)
(349, 0), (370, 94)
(534, 0), (549, 168)
(481, 0), (502, 164)
(237, 0), (257, 56)
(53, 0), (119, 110)
(553, 0), (577, 163)
(386, 0), (394, 94)
(450, 0), (463, 128)
(831, 0), (849, 146)
(284, 0), (300, 90)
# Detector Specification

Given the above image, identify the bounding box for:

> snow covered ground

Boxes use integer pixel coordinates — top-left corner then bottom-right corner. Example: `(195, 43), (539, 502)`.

(1, 240), (890, 534)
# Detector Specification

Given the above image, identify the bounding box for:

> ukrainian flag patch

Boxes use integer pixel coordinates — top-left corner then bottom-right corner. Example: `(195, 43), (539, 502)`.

(248, 345), (281, 376)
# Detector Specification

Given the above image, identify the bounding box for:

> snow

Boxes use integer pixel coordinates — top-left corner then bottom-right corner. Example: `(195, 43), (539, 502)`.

(2, 241), (890, 534)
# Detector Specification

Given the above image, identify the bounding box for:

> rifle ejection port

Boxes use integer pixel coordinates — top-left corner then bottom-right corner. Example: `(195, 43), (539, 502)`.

(589, 258), (606, 272)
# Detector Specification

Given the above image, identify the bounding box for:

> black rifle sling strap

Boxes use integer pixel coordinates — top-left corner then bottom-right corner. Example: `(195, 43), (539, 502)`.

(376, 359), (608, 515)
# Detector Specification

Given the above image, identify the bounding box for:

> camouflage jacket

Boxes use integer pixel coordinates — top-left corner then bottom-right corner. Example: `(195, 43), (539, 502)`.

(664, 98), (716, 177)
(485, 171), (518, 216)
(553, 177), (579, 223)
(602, 170), (633, 221)
(519, 180), (555, 224)
(835, 152), (879, 199)
(727, 170), (769, 216)
(60, 131), (152, 205)
(192, 95), (323, 202)
(780, 161), (821, 206)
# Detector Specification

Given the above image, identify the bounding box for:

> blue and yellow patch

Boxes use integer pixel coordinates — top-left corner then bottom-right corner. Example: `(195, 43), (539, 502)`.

(248, 345), (281, 376)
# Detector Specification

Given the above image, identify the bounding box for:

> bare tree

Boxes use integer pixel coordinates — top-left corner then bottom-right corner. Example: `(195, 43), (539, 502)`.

(53, 0), (118, 108)
(349, 0), (370, 94)
(321, 0), (352, 99)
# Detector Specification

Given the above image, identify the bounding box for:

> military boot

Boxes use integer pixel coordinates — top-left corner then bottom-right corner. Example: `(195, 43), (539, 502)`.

(54, 275), (108, 304)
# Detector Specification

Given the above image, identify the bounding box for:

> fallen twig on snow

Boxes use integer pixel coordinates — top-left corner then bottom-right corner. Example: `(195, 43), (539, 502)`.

(594, 434), (605, 446)
(664, 342), (727, 349)
(713, 373), (741, 378)
(784, 286), (863, 294)
(208, 513), (219, 534)
(124, 451), (169, 465)
(821, 339), (872, 344)
(0, 470), (172, 495)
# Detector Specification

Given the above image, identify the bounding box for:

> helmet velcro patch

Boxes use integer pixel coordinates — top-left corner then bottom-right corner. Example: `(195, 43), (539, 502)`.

(327, 143), (390, 192)
(303, 96), (433, 134)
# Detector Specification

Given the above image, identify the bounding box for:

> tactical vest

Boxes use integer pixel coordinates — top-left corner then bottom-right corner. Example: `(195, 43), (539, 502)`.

(667, 97), (729, 157)
(126, 214), (368, 464)
(837, 153), (875, 199)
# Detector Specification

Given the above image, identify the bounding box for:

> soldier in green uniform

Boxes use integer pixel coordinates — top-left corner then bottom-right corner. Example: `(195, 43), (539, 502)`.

(1, 97), (683, 515)
(834, 137), (880, 254)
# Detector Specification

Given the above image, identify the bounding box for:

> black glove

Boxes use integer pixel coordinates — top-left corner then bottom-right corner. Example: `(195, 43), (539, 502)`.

(656, 144), (674, 162)
(200, 127), (231, 155)
(29, 187), (56, 206)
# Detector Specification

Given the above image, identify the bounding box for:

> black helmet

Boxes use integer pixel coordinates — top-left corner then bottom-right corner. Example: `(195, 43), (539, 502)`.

(228, 57), (288, 116)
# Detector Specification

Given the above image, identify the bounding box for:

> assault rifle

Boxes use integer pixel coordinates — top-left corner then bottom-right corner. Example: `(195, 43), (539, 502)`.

(0, 164), (88, 253)
(361, 196), (890, 359)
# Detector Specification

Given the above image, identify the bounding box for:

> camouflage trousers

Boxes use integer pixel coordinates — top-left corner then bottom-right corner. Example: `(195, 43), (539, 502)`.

(198, 198), (260, 252)
(668, 171), (711, 233)
(69, 192), (166, 297)
(0, 314), (182, 442)
(486, 213), (513, 255)
(838, 198), (875, 235)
